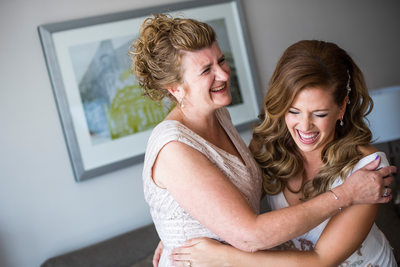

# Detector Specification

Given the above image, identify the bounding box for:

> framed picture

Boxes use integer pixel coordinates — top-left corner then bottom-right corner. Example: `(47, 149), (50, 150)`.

(38, 0), (262, 182)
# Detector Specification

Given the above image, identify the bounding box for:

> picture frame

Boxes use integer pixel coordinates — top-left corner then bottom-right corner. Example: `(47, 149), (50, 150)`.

(38, 0), (262, 182)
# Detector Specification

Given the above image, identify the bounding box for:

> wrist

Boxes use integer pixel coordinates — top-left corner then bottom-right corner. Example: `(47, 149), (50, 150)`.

(329, 186), (351, 209)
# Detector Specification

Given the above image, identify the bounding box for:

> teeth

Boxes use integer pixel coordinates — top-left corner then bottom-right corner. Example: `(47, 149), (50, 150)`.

(211, 85), (225, 92)
(299, 132), (317, 139)
(298, 130), (318, 141)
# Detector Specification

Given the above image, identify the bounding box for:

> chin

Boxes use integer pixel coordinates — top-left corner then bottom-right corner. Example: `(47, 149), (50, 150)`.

(294, 139), (319, 152)
(222, 99), (232, 107)
(214, 95), (232, 107)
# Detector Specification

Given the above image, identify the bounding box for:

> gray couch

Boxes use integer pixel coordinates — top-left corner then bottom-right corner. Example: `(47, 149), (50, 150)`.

(41, 224), (158, 267)
(41, 202), (400, 267)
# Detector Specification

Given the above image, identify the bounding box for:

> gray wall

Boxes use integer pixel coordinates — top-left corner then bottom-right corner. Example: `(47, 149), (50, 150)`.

(0, 0), (399, 266)
(246, 0), (400, 93)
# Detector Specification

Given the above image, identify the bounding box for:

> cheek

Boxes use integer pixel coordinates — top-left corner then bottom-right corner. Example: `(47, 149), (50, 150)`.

(284, 114), (295, 130)
(284, 117), (297, 137)
(319, 119), (337, 135)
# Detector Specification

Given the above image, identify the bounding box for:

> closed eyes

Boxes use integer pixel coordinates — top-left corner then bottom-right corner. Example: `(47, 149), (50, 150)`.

(201, 68), (211, 75)
(315, 113), (328, 118)
(200, 56), (226, 75)
(288, 110), (328, 117)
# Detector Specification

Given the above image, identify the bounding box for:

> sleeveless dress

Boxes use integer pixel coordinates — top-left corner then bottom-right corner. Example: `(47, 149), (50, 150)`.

(267, 152), (397, 266)
(143, 107), (263, 267)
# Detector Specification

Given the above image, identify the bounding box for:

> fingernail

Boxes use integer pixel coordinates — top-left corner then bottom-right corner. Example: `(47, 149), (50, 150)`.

(375, 155), (380, 160)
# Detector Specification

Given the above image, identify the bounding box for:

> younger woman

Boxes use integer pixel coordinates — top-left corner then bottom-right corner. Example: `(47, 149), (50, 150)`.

(171, 40), (397, 266)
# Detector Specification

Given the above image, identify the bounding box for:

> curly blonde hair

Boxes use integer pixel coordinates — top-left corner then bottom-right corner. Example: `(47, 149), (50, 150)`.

(129, 14), (216, 102)
(250, 40), (373, 200)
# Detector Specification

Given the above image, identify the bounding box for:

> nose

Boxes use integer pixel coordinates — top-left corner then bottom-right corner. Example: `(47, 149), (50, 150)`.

(215, 64), (230, 81)
(299, 115), (313, 131)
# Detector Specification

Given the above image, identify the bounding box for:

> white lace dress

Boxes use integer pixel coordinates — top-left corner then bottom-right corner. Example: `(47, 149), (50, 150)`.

(143, 108), (263, 267)
(267, 152), (397, 267)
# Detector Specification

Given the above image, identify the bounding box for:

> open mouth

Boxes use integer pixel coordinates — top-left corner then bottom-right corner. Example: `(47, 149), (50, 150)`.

(296, 129), (319, 144)
(210, 84), (226, 93)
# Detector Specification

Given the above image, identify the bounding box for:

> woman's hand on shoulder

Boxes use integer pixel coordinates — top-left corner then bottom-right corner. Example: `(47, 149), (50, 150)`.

(341, 155), (396, 205)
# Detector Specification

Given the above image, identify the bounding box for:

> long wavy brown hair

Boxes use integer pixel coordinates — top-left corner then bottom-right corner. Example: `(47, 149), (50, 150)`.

(250, 40), (373, 200)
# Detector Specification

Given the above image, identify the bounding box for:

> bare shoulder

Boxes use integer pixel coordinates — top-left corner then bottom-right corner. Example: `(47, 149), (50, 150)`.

(158, 140), (214, 169)
(152, 141), (191, 187)
(153, 140), (212, 187)
(358, 144), (378, 157)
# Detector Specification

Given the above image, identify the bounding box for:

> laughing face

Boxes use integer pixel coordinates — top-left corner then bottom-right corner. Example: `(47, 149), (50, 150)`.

(174, 41), (232, 114)
(284, 86), (345, 156)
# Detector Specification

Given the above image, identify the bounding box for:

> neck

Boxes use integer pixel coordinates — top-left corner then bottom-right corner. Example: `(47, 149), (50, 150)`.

(302, 150), (323, 182)
(169, 106), (221, 140)
(302, 149), (322, 165)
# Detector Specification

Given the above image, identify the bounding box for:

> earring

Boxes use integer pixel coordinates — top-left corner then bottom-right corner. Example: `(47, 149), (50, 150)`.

(340, 117), (344, 127)
(180, 98), (184, 109)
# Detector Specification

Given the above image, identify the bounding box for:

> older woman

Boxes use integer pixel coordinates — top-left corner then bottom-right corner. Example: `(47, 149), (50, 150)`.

(130, 15), (395, 267)
(171, 40), (397, 266)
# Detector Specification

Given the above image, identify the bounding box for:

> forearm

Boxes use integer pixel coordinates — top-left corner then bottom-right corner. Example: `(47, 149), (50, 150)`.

(235, 154), (394, 251)
(247, 187), (350, 251)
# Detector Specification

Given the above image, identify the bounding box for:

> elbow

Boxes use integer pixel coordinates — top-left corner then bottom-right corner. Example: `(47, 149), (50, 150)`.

(228, 240), (260, 253)
(226, 227), (269, 252)
(233, 225), (286, 252)
(219, 215), (281, 252)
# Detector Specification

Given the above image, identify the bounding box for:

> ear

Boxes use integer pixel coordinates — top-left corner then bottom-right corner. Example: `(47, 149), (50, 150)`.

(338, 96), (348, 118)
(167, 84), (185, 101)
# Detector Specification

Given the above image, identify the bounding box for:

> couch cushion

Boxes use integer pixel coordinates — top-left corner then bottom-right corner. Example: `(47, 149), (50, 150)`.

(41, 224), (159, 267)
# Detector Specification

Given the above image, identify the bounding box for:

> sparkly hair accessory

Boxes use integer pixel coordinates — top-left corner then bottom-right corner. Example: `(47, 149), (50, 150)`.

(346, 70), (351, 104)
